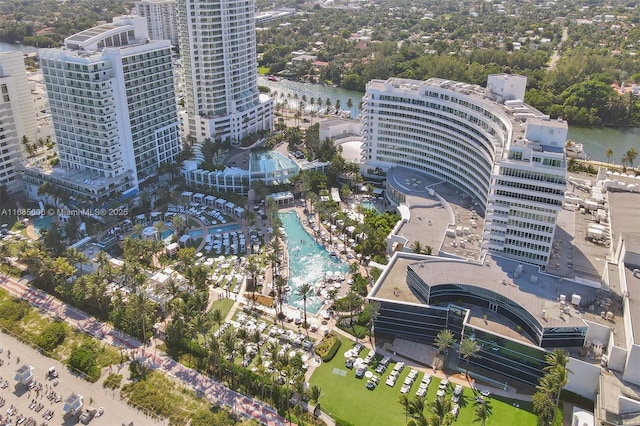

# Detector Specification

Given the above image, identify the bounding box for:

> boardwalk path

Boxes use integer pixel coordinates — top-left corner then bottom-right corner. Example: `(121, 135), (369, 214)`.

(0, 276), (290, 426)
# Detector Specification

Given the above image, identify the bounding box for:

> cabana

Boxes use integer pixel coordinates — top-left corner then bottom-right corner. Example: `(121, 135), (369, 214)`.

(204, 195), (216, 207)
(193, 193), (204, 204)
(225, 201), (235, 213)
(179, 234), (191, 247)
(234, 206), (246, 218)
(215, 198), (226, 210)
(181, 191), (193, 202)
(165, 242), (179, 256)
(267, 191), (295, 206)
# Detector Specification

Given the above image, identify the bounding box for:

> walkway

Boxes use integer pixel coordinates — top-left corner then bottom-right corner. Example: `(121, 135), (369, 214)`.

(0, 276), (290, 426)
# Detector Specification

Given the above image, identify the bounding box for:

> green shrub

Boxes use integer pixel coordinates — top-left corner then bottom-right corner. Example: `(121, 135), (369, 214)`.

(68, 343), (99, 382)
(0, 298), (29, 323)
(314, 333), (341, 362)
(103, 373), (123, 390)
(34, 321), (67, 352)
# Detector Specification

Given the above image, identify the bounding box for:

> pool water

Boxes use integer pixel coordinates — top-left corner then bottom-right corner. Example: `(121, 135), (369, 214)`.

(278, 211), (349, 314)
(361, 201), (378, 212)
(31, 216), (54, 237)
(189, 223), (241, 238)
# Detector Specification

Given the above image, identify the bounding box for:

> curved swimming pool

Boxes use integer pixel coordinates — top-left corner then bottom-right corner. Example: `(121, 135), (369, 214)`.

(278, 211), (349, 315)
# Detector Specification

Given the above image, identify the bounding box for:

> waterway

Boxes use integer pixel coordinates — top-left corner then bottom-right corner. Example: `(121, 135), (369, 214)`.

(0, 41), (37, 54)
(257, 75), (364, 118)
(258, 77), (640, 165)
(567, 126), (640, 164)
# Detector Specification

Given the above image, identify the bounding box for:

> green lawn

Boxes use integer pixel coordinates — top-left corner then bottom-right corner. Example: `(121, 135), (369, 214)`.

(208, 297), (235, 321)
(309, 336), (537, 426)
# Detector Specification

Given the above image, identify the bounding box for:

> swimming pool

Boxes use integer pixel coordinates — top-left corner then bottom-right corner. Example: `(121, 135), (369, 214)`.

(32, 216), (54, 237)
(189, 223), (241, 238)
(278, 211), (349, 315)
(361, 201), (378, 212)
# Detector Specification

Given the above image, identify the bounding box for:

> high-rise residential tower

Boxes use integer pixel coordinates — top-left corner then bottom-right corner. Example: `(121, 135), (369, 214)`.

(176, 0), (273, 143)
(24, 16), (180, 202)
(136, 0), (179, 46)
(0, 51), (37, 196)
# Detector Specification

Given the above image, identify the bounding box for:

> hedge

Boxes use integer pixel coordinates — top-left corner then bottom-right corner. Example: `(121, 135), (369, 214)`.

(314, 333), (342, 362)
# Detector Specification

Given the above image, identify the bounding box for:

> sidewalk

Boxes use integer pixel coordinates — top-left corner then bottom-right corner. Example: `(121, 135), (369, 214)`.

(0, 276), (291, 426)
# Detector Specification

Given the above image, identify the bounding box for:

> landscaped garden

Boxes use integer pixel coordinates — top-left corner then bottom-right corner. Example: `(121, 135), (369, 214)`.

(309, 336), (537, 426)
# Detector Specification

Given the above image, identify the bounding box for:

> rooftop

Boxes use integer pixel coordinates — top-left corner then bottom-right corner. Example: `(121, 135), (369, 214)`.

(370, 252), (619, 343)
(66, 24), (116, 44)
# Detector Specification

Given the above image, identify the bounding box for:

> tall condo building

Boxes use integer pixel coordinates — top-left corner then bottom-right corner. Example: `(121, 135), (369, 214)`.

(361, 74), (567, 268)
(0, 52), (37, 196)
(136, 0), (179, 46)
(176, 0), (273, 143)
(24, 16), (180, 202)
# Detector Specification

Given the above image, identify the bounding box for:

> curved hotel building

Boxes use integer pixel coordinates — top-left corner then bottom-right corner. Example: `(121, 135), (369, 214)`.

(361, 74), (567, 268)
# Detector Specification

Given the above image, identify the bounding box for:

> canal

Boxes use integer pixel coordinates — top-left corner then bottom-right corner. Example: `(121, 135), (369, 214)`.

(567, 126), (640, 165)
(257, 76), (364, 118)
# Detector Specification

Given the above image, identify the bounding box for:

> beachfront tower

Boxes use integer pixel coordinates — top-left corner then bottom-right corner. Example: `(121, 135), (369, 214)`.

(176, 0), (273, 144)
(24, 16), (180, 202)
(0, 51), (37, 196)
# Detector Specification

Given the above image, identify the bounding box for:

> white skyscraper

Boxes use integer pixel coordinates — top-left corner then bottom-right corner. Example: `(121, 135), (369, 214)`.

(136, 0), (179, 46)
(25, 16), (180, 202)
(0, 51), (37, 196)
(176, 0), (273, 143)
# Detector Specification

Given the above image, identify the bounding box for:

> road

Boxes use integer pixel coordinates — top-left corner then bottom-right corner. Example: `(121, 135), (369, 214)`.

(0, 276), (290, 426)
(548, 26), (569, 70)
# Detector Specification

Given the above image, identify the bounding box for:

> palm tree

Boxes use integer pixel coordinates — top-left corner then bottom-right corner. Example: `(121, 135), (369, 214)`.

(605, 147), (614, 164)
(542, 349), (572, 426)
(428, 396), (455, 426)
(408, 395), (426, 419)
(245, 255), (260, 302)
(362, 301), (380, 344)
(410, 241), (423, 254)
(626, 147), (638, 167)
(473, 400), (492, 426)
(153, 220), (167, 242)
(398, 394), (411, 424)
(64, 247), (88, 275)
(334, 99), (341, 115)
(347, 98), (353, 114)
(130, 290), (156, 350)
(434, 329), (455, 370)
(622, 154), (630, 168)
(459, 337), (481, 379)
(344, 289), (362, 326)
(171, 214), (186, 236)
(295, 282), (314, 332)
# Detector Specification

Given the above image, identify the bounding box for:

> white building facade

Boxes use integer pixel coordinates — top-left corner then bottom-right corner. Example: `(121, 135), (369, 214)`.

(0, 51), (37, 195)
(27, 16), (180, 202)
(361, 75), (567, 268)
(136, 0), (179, 46)
(176, 0), (273, 143)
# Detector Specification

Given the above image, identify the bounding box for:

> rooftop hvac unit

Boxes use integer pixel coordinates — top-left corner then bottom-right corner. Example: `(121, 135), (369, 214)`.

(571, 294), (582, 306)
